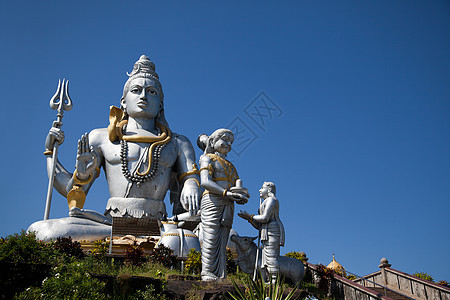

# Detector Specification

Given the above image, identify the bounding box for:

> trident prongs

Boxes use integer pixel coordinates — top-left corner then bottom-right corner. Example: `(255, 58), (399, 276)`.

(49, 79), (73, 126)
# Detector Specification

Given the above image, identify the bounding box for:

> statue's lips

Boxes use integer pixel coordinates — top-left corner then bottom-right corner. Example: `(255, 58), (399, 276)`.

(137, 101), (148, 108)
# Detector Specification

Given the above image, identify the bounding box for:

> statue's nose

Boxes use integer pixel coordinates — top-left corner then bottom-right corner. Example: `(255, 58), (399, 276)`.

(140, 89), (147, 100)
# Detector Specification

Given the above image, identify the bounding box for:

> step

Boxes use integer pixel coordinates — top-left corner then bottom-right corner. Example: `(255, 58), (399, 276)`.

(370, 287), (413, 300)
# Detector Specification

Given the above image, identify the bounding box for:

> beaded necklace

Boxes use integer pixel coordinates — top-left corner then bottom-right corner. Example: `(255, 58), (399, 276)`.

(118, 122), (172, 186)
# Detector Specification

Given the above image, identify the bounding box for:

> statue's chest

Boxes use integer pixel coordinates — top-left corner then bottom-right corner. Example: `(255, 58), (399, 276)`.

(103, 140), (177, 168)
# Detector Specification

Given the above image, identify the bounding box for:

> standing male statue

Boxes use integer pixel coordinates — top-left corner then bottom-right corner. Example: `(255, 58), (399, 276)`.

(28, 55), (200, 241)
(238, 182), (285, 283)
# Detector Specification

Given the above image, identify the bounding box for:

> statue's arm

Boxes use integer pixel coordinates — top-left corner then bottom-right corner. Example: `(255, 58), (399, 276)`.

(199, 154), (225, 195)
(63, 129), (105, 195)
(45, 156), (72, 197)
(174, 134), (200, 215)
(44, 126), (71, 197)
(174, 134), (199, 182)
(253, 198), (276, 223)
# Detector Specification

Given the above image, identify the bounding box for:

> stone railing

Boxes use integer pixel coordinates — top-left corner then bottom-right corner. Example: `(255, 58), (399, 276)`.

(304, 262), (393, 300)
(355, 258), (450, 300)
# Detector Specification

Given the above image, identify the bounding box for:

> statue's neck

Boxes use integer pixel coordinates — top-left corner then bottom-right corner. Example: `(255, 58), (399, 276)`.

(214, 151), (227, 158)
(126, 117), (157, 135)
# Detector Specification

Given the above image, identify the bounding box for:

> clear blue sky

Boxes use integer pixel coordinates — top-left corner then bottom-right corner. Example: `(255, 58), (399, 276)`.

(1, 1), (449, 281)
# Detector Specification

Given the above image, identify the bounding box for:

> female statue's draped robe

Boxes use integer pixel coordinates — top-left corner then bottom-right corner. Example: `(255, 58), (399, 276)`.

(200, 153), (238, 280)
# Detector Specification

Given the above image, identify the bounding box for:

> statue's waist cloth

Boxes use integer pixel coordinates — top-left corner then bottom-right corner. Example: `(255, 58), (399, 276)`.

(105, 197), (166, 219)
(261, 221), (283, 271)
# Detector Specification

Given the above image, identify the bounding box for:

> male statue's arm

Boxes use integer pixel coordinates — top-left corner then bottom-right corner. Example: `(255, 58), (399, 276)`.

(65, 130), (103, 195)
(175, 134), (200, 215)
(44, 127), (103, 198)
(44, 126), (71, 197)
(252, 198), (276, 223)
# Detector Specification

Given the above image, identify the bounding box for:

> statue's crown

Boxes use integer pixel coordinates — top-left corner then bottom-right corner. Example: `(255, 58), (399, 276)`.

(127, 55), (159, 80)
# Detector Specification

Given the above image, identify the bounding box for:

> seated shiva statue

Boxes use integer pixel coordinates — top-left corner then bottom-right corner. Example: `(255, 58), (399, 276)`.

(28, 55), (200, 241)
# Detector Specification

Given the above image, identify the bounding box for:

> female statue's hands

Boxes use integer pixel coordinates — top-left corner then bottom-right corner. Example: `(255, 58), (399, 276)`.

(45, 123), (65, 151)
(227, 191), (248, 205)
(75, 133), (99, 180)
(238, 210), (251, 221)
(180, 179), (200, 216)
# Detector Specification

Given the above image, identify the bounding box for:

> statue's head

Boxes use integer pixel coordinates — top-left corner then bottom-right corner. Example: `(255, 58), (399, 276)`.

(120, 55), (168, 127)
(197, 129), (234, 155)
(260, 181), (276, 198)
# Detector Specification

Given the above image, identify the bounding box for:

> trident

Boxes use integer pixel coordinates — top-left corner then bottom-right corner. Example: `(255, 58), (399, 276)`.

(44, 79), (73, 220)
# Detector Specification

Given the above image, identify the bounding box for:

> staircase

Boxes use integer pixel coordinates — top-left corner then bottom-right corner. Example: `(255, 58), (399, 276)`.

(369, 287), (414, 300)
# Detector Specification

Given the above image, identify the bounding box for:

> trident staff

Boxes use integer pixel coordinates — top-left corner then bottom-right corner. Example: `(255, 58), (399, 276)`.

(43, 79), (73, 220)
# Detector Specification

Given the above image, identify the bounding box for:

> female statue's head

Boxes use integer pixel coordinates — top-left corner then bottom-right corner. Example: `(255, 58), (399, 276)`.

(120, 55), (169, 127)
(197, 128), (234, 155)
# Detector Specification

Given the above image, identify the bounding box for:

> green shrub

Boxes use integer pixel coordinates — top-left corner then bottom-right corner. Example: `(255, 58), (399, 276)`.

(53, 236), (85, 260)
(125, 241), (145, 266)
(284, 251), (308, 262)
(185, 248), (202, 275)
(148, 244), (177, 268)
(413, 272), (434, 282)
(89, 239), (109, 259)
(438, 280), (449, 287)
(16, 261), (107, 299)
(228, 272), (300, 300)
(346, 274), (357, 280)
(0, 230), (57, 264)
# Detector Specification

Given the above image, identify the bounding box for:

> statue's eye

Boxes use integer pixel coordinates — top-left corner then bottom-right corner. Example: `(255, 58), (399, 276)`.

(148, 89), (157, 95)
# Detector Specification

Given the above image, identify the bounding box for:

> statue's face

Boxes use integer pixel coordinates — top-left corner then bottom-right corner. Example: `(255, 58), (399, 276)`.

(213, 133), (233, 155)
(259, 184), (270, 198)
(121, 78), (161, 119)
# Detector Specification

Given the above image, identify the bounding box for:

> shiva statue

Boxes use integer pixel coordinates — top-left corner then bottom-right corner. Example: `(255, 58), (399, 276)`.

(238, 182), (285, 284)
(197, 129), (248, 281)
(28, 55), (200, 242)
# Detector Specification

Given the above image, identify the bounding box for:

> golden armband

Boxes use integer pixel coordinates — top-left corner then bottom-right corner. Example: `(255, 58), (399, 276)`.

(178, 163), (199, 182)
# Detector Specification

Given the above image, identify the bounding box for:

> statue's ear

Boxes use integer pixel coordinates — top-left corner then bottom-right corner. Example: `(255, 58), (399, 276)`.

(120, 97), (126, 111)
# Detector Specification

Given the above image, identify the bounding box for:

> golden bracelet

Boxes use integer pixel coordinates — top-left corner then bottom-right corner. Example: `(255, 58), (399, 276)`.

(73, 170), (93, 186)
(250, 214), (254, 222)
(222, 189), (228, 197)
(178, 163), (199, 182)
(94, 167), (101, 178)
(185, 178), (200, 187)
(43, 150), (53, 156)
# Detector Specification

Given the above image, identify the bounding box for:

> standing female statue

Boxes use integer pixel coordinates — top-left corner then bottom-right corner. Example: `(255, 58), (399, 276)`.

(238, 182), (285, 284)
(197, 129), (248, 281)
(28, 55), (200, 241)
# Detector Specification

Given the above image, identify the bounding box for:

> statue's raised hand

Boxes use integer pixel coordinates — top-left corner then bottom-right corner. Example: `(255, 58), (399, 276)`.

(75, 133), (99, 180)
(45, 122), (65, 151)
